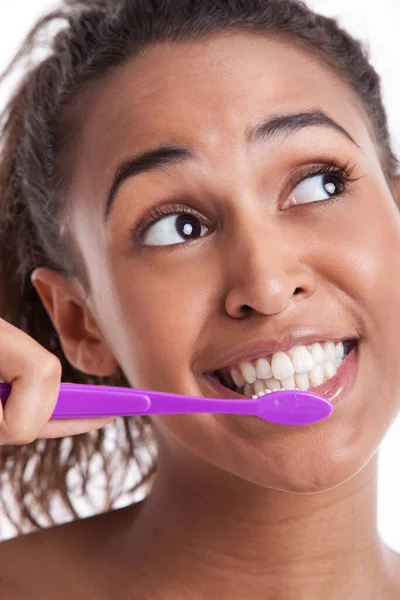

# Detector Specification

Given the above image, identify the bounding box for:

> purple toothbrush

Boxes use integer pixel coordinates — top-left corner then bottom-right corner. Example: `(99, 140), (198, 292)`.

(0, 382), (333, 426)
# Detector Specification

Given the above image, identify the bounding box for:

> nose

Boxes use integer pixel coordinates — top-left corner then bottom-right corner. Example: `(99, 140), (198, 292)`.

(224, 216), (317, 319)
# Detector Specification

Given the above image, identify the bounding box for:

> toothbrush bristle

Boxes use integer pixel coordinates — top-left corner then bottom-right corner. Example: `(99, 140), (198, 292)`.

(252, 390), (273, 399)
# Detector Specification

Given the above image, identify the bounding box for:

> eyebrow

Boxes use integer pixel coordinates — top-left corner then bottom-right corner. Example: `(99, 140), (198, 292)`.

(104, 109), (359, 221)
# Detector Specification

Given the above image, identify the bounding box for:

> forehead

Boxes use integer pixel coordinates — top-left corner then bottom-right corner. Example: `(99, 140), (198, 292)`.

(69, 31), (372, 214)
(77, 31), (368, 149)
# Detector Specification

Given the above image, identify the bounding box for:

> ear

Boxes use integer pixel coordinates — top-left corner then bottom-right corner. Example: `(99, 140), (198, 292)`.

(31, 267), (119, 377)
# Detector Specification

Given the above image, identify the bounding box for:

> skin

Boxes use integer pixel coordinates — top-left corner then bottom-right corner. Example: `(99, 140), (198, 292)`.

(3, 32), (400, 599)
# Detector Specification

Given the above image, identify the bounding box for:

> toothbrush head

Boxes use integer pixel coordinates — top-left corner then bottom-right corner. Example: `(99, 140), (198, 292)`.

(253, 389), (333, 425)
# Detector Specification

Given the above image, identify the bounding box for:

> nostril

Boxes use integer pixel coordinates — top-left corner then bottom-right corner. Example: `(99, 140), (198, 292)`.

(238, 305), (252, 316)
(293, 287), (303, 295)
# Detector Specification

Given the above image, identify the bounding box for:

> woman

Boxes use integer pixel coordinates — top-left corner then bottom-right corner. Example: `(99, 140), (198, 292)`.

(0, 0), (399, 597)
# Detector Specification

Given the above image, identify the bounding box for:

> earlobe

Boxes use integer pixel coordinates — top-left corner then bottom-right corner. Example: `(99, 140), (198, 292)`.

(30, 267), (119, 377)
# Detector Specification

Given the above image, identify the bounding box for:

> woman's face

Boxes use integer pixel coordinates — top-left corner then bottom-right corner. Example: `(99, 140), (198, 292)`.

(47, 33), (400, 492)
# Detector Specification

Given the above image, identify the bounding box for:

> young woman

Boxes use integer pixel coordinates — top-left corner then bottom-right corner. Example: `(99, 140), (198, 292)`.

(0, 0), (399, 598)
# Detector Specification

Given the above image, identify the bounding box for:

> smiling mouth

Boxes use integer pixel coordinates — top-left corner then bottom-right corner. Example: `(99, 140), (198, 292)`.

(209, 339), (357, 398)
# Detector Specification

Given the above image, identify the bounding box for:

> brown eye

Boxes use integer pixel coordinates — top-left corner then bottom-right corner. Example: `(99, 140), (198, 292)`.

(282, 173), (345, 209)
(143, 213), (208, 246)
(176, 214), (203, 238)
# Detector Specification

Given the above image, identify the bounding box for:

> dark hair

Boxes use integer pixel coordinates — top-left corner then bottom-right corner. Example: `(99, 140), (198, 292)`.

(0, 0), (398, 537)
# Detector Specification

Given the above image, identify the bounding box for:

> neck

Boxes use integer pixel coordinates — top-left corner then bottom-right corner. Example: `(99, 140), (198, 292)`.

(115, 441), (397, 600)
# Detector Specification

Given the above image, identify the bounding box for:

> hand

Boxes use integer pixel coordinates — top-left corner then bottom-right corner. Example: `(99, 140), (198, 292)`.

(0, 318), (115, 445)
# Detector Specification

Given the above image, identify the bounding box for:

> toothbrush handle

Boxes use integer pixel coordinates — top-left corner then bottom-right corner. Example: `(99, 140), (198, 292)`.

(0, 382), (257, 418)
(0, 383), (151, 418)
(54, 384), (153, 417)
(143, 388), (258, 416)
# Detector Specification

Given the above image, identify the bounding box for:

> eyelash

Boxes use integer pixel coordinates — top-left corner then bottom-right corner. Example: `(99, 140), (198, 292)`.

(287, 157), (359, 197)
(132, 158), (360, 241)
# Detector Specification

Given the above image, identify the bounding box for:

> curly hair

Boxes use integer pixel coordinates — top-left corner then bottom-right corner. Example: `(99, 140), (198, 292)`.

(0, 0), (398, 537)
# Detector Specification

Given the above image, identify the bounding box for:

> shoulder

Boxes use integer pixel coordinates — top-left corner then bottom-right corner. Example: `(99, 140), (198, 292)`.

(0, 503), (143, 600)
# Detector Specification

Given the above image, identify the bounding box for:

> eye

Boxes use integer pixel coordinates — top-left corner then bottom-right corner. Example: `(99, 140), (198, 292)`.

(282, 173), (345, 209)
(142, 212), (209, 246)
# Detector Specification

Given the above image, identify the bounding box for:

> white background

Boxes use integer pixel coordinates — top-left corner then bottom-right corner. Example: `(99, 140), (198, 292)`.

(0, 0), (400, 548)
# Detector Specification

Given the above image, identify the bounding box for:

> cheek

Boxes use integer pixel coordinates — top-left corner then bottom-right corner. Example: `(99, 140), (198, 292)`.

(321, 192), (400, 424)
(344, 196), (400, 337)
(105, 249), (218, 389)
(314, 189), (400, 332)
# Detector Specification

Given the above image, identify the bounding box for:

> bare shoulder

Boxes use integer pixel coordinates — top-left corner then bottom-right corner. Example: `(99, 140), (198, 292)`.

(0, 502), (144, 600)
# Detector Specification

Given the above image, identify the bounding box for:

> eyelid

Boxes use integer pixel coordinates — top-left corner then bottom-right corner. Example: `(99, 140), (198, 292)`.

(287, 158), (360, 190)
(132, 203), (208, 240)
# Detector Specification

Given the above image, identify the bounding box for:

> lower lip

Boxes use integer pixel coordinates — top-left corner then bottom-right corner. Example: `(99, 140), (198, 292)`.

(203, 345), (359, 410)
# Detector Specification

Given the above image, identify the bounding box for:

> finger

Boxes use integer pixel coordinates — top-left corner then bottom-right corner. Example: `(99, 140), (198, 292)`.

(0, 319), (62, 444)
(0, 365), (61, 444)
(37, 416), (116, 439)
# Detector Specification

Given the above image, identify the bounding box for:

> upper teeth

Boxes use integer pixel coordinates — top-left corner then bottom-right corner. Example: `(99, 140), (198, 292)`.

(228, 341), (346, 397)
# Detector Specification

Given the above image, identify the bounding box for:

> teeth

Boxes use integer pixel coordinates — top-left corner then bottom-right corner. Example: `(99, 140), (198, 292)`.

(324, 361), (337, 379)
(324, 341), (336, 363)
(255, 357), (273, 379)
(281, 376), (296, 390)
(271, 351), (295, 380)
(295, 372), (309, 390)
(309, 365), (325, 387)
(231, 367), (245, 388)
(266, 377), (282, 391)
(291, 345), (315, 373)
(253, 378), (267, 395)
(310, 342), (325, 365)
(239, 361), (257, 384)
(225, 338), (352, 398)
(335, 341), (344, 359)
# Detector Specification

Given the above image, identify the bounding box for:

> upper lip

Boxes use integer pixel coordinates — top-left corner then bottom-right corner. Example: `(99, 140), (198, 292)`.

(201, 330), (358, 374)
